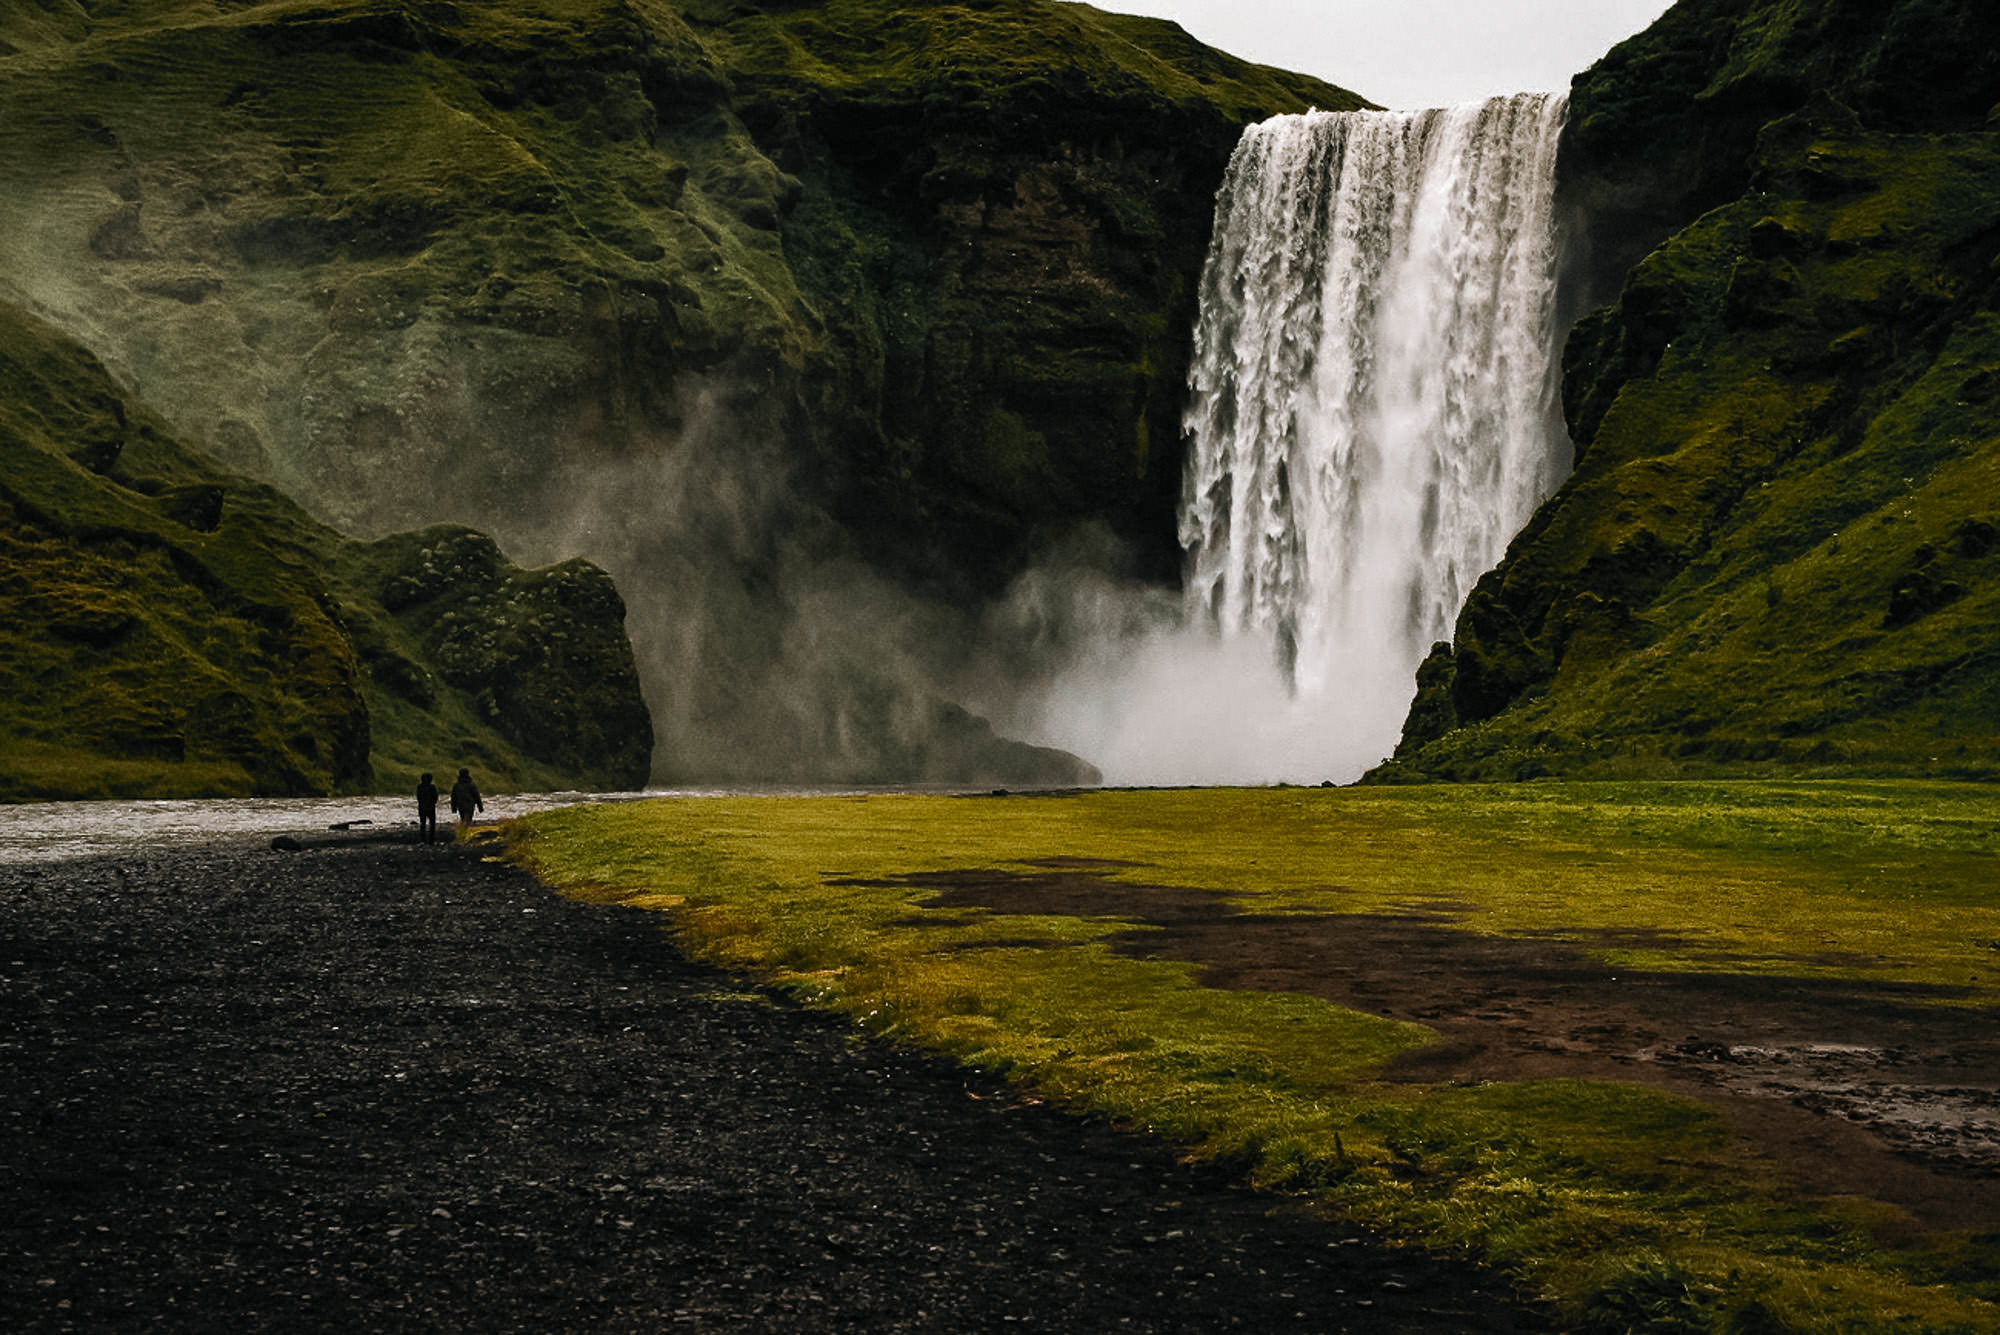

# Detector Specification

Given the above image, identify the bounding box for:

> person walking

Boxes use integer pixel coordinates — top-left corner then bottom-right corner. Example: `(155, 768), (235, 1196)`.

(415, 771), (440, 844)
(450, 768), (483, 839)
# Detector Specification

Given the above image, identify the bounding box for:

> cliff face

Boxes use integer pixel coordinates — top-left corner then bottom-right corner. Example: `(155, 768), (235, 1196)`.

(1381, 0), (2000, 782)
(0, 0), (1361, 783)
(709, 0), (1366, 587)
(1557, 0), (2000, 309)
(0, 300), (651, 800)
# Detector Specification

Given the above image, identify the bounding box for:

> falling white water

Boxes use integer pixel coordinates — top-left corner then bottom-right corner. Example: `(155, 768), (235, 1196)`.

(996, 94), (1572, 786)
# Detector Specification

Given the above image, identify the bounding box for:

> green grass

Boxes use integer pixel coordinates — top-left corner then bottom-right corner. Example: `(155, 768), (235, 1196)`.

(508, 781), (2000, 1333)
(695, 0), (1370, 120)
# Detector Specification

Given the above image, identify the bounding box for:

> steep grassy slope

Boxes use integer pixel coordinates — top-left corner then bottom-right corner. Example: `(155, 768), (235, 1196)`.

(0, 0), (1359, 783)
(1, 305), (369, 798)
(0, 300), (651, 800)
(1381, 0), (2000, 782)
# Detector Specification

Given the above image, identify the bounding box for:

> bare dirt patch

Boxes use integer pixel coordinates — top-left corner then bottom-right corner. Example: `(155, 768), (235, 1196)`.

(898, 865), (2000, 1234)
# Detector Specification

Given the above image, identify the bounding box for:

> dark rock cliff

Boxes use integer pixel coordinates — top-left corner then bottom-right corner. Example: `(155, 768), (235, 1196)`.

(708, 0), (1365, 590)
(1380, 0), (2000, 782)
(1558, 0), (2000, 310)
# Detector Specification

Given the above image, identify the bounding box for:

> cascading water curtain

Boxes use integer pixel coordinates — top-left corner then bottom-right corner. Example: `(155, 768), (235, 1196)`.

(1179, 92), (1571, 729)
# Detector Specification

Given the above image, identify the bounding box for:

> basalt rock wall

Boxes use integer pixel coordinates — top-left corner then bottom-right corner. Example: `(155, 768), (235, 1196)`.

(1557, 0), (2000, 310)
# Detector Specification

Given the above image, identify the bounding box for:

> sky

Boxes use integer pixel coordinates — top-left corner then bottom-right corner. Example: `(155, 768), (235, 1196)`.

(1102, 0), (1676, 110)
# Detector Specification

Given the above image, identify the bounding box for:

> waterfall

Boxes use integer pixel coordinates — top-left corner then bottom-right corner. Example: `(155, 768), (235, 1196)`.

(1178, 93), (1571, 735)
(992, 93), (1570, 785)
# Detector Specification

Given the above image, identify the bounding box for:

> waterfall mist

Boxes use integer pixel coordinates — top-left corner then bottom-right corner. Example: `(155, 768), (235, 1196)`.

(489, 376), (988, 786)
(993, 94), (1572, 785)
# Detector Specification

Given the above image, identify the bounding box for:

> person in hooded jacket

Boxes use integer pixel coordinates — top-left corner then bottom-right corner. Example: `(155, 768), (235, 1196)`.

(449, 768), (483, 838)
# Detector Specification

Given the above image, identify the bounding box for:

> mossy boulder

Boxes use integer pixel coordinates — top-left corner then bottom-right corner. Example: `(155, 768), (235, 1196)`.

(369, 528), (654, 787)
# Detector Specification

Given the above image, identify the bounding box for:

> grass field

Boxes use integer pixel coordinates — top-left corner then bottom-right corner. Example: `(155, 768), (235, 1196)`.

(505, 781), (2000, 1332)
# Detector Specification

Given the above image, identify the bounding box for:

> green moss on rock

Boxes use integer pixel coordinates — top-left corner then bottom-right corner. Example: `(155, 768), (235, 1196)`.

(1559, 0), (2000, 308)
(0, 300), (652, 800)
(1385, 7), (2000, 782)
(369, 527), (653, 788)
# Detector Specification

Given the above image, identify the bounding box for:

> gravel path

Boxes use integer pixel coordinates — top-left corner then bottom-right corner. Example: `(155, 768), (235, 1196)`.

(1, 837), (1548, 1332)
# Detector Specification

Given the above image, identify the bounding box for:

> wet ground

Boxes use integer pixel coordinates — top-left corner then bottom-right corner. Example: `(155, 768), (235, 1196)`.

(0, 834), (1548, 1333)
(908, 863), (2000, 1234)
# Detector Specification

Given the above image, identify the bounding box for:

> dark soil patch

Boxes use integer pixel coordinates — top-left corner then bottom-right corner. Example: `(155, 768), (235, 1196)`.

(843, 867), (1240, 926)
(0, 839), (1547, 1333)
(904, 866), (2000, 1234)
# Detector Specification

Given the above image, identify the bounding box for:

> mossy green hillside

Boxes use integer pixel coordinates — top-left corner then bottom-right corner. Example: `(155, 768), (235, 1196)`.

(0, 299), (651, 800)
(507, 782), (2000, 1332)
(1387, 24), (2000, 781)
(0, 0), (1359, 583)
(1559, 0), (2000, 305)
(0, 302), (368, 798)
(0, 0), (1361, 781)
(0, 0), (778, 533)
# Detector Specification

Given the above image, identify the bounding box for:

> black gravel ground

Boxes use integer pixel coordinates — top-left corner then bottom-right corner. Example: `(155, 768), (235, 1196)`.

(1, 836), (1551, 1333)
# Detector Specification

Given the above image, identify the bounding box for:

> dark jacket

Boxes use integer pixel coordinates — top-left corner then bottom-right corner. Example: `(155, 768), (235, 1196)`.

(416, 779), (439, 815)
(450, 778), (482, 817)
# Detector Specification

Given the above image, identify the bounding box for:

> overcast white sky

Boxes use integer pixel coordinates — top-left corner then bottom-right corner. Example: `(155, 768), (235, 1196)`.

(1104, 0), (1676, 110)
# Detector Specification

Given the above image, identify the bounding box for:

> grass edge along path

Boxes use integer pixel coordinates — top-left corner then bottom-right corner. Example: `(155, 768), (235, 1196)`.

(503, 782), (2000, 1333)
